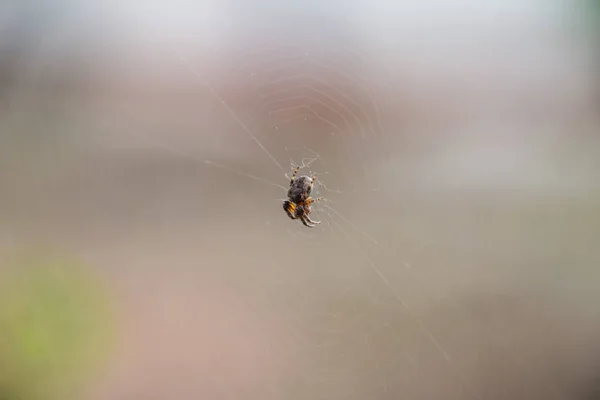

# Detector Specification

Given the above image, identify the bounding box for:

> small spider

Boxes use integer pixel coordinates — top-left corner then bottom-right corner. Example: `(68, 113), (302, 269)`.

(283, 166), (323, 228)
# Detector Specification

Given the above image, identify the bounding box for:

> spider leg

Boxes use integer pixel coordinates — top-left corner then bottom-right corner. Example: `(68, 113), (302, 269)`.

(289, 166), (300, 186)
(304, 213), (321, 225)
(310, 173), (317, 187)
(300, 214), (315, 228)
(304, 197), (322, 225)
(306, 197), (324, 206)
(283, 200), (298, 219)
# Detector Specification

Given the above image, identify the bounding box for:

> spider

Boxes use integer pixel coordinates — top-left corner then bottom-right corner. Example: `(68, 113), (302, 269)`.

(283, 166), (323, 228)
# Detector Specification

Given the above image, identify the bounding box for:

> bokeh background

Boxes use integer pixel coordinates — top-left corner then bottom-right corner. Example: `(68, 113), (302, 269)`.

(1, 0), (600, 399)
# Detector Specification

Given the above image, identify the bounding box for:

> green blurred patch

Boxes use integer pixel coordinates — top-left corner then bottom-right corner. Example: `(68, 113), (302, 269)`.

(0, 250), (116, 399)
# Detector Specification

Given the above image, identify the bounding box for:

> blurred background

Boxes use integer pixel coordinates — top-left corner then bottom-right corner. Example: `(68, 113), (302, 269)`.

(1, 0), (599, 399)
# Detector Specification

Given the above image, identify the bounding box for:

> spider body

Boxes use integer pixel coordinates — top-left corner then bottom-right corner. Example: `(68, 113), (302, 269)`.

(283, 166), (323, 228)
(287, 175), (313, 204)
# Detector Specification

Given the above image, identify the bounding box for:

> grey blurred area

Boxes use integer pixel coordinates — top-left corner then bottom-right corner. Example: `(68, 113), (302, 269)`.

(1, 0), (600, 399)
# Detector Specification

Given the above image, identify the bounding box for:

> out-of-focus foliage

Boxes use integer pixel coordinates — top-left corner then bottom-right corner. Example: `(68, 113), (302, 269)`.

(0, 250), (116, 400)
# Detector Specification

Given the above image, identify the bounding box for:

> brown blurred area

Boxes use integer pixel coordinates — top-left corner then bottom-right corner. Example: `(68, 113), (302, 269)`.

(1, 1), (600, 399)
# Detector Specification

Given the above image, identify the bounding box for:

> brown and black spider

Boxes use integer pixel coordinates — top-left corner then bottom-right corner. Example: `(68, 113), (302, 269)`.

(283, 166), (323, 228)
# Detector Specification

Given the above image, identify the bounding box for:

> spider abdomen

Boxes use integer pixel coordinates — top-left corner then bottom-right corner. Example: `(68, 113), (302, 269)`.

(287, 175), (313, 204)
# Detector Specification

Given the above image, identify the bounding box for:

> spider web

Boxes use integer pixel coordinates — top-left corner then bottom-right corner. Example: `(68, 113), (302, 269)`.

(81, 8), (583, 397)
(71, 2), (596, 398)
(103, 16), (488, 400)
(2, 1), (598, 399)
